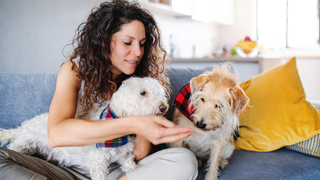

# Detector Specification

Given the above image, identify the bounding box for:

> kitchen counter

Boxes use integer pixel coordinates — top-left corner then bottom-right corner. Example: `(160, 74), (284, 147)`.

(170, 57), (282, 73)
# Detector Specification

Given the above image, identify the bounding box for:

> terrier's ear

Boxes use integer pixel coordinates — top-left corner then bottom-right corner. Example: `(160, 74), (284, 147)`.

(190, 74), (209, 94)
(229, 86), (249, 114)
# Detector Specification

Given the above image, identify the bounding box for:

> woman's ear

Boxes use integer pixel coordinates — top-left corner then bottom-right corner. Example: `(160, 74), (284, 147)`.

(190, 74), (208, 94)
(229, 86), (249, 114)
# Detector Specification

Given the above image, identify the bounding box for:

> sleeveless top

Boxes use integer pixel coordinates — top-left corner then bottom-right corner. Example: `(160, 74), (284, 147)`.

(73, 59), (107, 117)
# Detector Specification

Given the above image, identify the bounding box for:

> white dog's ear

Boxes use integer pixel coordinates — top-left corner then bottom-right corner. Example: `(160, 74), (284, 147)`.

(190, 74), (209, 94)
(229, 86), (249, 114)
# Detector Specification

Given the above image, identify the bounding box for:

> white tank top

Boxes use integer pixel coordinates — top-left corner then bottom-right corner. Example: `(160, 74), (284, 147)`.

(73, 59), (108, 117)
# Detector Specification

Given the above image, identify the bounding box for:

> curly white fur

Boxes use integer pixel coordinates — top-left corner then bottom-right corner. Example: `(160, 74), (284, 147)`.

(0, 77), (168, 180)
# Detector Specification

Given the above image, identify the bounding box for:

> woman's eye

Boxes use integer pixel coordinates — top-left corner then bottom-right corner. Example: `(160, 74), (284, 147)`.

(140, 91), (146, 96)
(124, 42), (131, 45)
(140, 43), (145, 47)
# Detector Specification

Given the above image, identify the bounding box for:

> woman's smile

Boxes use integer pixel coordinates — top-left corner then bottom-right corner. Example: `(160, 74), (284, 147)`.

(125, 59), (139, 65)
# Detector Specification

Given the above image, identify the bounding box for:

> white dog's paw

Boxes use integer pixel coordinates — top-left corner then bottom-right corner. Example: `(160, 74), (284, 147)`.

(86, 155), (109, 180)
(120, 159), (137, 172)
(90, 169), (108, 180)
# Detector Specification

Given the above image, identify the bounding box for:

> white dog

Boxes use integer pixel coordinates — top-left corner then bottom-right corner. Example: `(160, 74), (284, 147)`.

(171, 65), (249, 180)
(0, 77), (169, 180)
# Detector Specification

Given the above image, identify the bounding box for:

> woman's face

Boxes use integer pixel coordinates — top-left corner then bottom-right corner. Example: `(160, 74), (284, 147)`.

(109, 20), (146, 78)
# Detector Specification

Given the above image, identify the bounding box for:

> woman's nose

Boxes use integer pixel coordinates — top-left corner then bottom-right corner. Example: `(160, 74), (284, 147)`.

(132, 44), (142, 56)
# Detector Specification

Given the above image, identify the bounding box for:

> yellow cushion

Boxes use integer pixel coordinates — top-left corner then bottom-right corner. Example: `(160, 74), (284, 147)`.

(235, 57), (320, 152)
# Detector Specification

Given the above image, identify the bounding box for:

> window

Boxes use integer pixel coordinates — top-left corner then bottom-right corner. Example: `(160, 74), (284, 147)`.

(257, 0), (319, 49)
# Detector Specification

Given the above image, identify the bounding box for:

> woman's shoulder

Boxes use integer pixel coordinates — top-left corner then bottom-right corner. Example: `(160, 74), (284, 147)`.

(57, 60), (82, 90)
(60, 60), (79, 72)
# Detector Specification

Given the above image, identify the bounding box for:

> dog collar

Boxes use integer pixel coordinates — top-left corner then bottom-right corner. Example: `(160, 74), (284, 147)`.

(96, 104), (134, 148)
(174, 83), (194, 121)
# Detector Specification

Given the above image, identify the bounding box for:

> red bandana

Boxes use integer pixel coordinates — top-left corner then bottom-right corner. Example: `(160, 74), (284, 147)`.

(173, 83), (194, 120)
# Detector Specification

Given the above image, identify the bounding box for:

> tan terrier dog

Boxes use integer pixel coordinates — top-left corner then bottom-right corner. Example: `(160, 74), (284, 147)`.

(171, 64), (249, 180)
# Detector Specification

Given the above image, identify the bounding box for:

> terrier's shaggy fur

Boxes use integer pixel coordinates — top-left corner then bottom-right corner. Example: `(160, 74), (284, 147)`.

(0, 77), (168, 180)
(171, 64), (249, 180)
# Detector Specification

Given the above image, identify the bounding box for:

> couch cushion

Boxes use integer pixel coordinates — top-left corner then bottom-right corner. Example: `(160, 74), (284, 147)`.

(235, 57), (320, 152)
(0, 73), (57, 130)
(218, 148), (320, 180)
(285, 101), (320, 158)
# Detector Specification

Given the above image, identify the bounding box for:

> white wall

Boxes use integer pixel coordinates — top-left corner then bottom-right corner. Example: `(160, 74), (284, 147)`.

(154, 15), (219, 59)
(0, 0), (106, 73)
(296, 58), (320, 101)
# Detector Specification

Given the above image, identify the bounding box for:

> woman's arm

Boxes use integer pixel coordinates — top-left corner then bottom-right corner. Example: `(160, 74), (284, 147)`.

(47, 61), (193, 148)
(133, 135), (151, 161)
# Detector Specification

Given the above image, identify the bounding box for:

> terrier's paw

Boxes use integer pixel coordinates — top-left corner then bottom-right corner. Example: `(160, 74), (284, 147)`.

(219, 159), (229, 169)
(205, 172), (219, 180)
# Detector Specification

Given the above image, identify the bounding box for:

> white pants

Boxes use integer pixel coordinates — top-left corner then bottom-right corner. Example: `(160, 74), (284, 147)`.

(109, 147), (198, 180)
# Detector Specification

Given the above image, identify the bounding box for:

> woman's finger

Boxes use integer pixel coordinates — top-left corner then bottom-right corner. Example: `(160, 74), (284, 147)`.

(155, 131), (192, 144)
(160, 126), (193, 137)
(150, 126), (193, 144)
(154, 116), (177, 128)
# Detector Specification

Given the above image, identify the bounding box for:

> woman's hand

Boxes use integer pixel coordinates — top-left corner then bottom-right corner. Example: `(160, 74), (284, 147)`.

(128, 115), (193, 145)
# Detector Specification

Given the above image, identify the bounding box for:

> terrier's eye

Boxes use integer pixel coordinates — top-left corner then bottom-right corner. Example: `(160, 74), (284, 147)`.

(140, 91), (146, 96)
(201, 98), (205, 102)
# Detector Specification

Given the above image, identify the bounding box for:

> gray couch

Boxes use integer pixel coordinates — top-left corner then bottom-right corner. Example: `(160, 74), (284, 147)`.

(1, 67), (320, 180)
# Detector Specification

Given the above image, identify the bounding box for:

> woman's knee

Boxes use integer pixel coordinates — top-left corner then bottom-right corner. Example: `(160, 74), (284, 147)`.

(166, 147), (198, 179)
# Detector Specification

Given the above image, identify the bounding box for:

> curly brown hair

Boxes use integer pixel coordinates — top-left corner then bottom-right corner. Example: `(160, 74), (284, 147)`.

(69, 0), (170, 115)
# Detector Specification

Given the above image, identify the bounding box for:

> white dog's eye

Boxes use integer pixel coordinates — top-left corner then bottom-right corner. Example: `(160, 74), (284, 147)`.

(201, 98), (205, 102)
(140, 91), (146, 96)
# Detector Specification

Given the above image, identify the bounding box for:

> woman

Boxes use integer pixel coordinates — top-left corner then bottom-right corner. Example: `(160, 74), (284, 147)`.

(0, 0), (198, 180)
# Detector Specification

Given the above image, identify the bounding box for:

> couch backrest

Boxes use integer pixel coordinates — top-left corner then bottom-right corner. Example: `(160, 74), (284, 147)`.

(0, 73), (57, 129)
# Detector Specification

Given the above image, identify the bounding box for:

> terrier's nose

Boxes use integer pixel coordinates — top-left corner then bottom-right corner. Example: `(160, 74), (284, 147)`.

(159, 105), (167, 112)
(196, 121), (206, 129)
